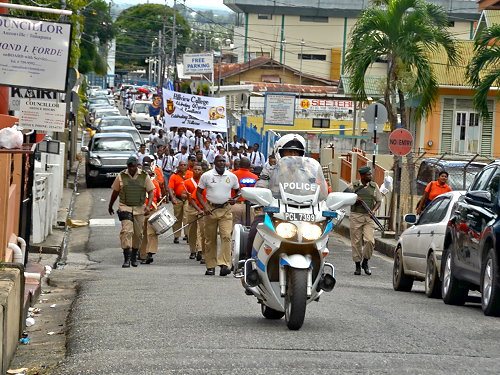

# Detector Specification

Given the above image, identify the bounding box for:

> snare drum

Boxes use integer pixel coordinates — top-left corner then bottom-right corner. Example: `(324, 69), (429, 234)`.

(148, 207), (177, 235)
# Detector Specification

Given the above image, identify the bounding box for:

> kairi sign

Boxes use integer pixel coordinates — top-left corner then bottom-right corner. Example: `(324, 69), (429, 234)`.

(162, 89), (227, 132)
(0, 15), (72, 92)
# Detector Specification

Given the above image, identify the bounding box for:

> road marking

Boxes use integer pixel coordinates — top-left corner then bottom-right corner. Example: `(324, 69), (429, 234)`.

(89, 218), (117, 227)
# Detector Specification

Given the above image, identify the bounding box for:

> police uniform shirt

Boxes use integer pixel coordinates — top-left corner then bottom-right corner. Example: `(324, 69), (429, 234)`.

(348, 180), (383, 213)
(111, 169), (155, 214)
(198, 169), (239, 205)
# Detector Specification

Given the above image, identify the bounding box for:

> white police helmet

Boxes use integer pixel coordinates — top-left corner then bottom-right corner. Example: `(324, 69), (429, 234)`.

(273, 133), (306, 160)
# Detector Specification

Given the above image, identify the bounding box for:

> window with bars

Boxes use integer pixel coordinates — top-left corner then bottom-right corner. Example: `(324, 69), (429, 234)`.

(312, 119), (330, 128)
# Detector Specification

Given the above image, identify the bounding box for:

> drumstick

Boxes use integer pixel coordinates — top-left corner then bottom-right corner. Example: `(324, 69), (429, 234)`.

(162, 206), (223, 238)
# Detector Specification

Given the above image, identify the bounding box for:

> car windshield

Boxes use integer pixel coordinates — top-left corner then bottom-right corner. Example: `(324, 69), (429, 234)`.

(100, 119), (133, 127)
(133, 103), (149, 113)
(89, 98), (110, 105)
(91, 138), (136, 152)
(96, 111), (119, 119)
(101, 129), (141, 144)
(269, 156), (329, 204)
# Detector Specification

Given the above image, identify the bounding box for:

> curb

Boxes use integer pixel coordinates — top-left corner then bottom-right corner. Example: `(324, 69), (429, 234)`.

(334, 221), (397, 259)
(56, 161), (81, 269)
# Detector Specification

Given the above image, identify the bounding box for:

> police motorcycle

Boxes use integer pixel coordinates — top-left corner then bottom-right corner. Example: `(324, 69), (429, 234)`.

(232, 155), (356, 330)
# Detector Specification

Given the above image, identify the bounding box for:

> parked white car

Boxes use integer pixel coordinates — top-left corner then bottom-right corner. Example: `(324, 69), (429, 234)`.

(392, 191), (465, 298)
(130, 100), (153, 131)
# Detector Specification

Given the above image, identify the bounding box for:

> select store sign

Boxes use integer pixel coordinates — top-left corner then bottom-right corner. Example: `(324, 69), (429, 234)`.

(0, 16), (71, 91)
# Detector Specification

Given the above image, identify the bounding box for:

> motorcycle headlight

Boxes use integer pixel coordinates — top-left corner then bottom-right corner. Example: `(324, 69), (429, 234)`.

(275, 222), (297, 239)
(301, 222), (323, 241)
(89, 157), (101, 166)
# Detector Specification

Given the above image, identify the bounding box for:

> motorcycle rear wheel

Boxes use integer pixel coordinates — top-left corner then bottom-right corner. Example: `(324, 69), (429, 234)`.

(261, 305), (285, 319)
(284, 268), (308, 330)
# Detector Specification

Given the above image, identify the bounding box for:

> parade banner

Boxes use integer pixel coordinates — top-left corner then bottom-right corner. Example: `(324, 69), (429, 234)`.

(162, 89), (227, 132)
(0, 16), (72, 91)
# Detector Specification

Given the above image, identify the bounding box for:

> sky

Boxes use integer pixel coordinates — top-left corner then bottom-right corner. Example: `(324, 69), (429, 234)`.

(113, 0), (229, 11)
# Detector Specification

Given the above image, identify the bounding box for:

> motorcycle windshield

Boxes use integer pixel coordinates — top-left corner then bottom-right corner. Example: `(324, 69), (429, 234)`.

(269, 156), (329, 205)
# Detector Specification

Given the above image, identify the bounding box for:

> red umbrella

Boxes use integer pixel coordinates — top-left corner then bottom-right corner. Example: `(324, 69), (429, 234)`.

(138, 88), (149, 94)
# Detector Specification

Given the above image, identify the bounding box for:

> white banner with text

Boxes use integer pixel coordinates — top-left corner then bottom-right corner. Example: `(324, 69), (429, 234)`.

(162, 89), (227, 132)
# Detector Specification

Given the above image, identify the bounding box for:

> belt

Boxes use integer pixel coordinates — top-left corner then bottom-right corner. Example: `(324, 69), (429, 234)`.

(209, 202), (228, 209)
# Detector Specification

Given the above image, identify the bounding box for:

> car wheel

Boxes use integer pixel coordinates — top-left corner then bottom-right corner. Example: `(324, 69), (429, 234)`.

(393, 247), (413, 292)
(441, 246), (468, 306)
(425, 253), (442, 298)
(481, 247), (500, 317)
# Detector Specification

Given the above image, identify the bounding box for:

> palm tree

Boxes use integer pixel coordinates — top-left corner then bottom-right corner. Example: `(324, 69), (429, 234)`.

(466, 25), (500, 119)
(345, 0), (459, 130)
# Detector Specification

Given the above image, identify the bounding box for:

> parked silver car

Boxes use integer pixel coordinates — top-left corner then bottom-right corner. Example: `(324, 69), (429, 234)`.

(393, 191), (465, 298)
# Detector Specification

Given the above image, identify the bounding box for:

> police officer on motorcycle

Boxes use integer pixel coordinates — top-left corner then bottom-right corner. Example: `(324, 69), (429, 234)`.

(245, 134), (307, 258)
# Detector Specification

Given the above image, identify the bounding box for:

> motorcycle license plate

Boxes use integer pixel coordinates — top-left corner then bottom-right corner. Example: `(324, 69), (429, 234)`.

(284, 212), (315, 222)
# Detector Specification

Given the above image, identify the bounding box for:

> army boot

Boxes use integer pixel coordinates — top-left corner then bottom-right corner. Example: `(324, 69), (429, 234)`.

(354, 262), (361, 275)
(122, 249), (131, 268)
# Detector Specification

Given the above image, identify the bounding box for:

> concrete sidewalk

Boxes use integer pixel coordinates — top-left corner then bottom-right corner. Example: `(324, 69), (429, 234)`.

(334, 216), (398, 259)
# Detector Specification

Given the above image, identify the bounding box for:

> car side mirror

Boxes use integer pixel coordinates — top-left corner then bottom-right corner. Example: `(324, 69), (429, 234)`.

(241, 187), (274, 207)
(326, 192), (357, 210)
(404, 214), (417, 224)
(81, 146), (89, 153)
(466, 190), (491, 203)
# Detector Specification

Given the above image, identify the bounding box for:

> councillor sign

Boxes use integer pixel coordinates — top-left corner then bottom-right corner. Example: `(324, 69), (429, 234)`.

(0, 16), (72, 91)
(162, 89), (227, 132)
(19, 98), (66, 132)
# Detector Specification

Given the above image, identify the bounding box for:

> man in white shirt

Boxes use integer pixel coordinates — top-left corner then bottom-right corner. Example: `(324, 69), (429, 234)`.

(229, 135), (241, 150)
(190, 129), (205, 152)
(196, 155), (240, 276)
(171, 129), (189, 153)
(248, 143), (265, 174)
(155, 129), (169, 148)
(173, 145), (189, 168)
(136, 143), (150, 166)
(158, 148), (175, 184)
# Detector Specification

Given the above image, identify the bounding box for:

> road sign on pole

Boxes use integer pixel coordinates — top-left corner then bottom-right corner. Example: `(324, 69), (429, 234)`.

(389, 128), (414, 156)
(363, 103), (388, 170)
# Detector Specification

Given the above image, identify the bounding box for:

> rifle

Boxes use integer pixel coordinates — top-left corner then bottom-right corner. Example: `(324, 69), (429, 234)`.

(358, 199), (386, 232)
(348, 185), (386, 232)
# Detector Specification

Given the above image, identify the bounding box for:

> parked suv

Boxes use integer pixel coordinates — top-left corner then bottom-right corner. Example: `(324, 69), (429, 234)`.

(416, 158), (486, 195)
(443, 161), (500, 316)
(82, 133), (137, 188)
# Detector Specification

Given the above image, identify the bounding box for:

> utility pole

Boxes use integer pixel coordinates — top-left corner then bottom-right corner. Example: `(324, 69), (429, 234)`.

(158, 29), (162, 88)
(171, 0), (178, 89)
(299, 39), (304, 100)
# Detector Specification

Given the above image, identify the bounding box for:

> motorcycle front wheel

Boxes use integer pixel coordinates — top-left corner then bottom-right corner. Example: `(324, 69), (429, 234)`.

(284, 268), (308, 330)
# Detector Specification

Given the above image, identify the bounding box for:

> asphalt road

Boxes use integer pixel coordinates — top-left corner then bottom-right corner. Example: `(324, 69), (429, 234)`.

(52, 186), (500, 375)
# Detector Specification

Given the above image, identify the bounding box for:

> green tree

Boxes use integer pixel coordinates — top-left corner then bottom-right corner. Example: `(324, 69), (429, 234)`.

(466, 25), (500, 119)
(79, 0), (115, 74)
(114, 4), (190, 69)
(344, 0), (459, 130)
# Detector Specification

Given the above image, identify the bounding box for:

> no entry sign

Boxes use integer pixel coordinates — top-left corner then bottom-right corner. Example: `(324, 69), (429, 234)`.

(389, 128), (414, 156)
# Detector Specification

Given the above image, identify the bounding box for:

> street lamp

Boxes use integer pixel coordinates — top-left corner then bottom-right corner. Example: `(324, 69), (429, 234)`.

(209, 37), (221, 51)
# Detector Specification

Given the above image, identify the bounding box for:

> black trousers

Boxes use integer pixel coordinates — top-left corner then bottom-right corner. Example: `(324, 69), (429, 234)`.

(246, 214), (265, 259)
